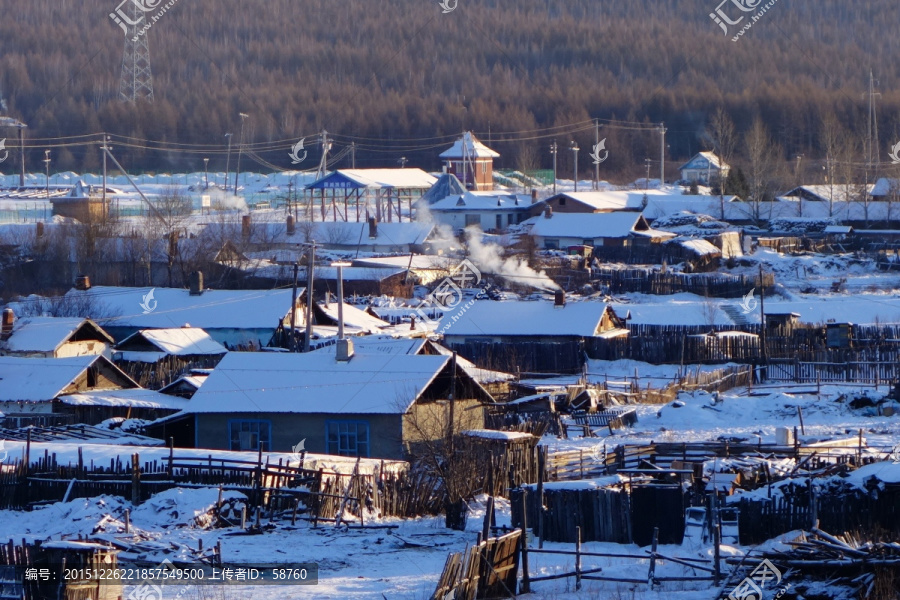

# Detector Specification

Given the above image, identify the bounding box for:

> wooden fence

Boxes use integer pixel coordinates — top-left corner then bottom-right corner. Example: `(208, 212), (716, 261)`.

(116, 354), (224, 390)
(511, 486), (632, 544)
(432, 530), (521, 599)
(737, 485), (900, 545)
(591, 267), (773, 298)
(0, 448), (413, 523)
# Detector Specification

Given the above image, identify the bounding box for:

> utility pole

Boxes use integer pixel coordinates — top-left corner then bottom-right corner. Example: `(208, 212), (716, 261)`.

(759, 264), (768, 373)
(315, 130), (331, 181)
(594, 119), (600, 190)
(289, 262), (299, 351)
(224, 133), (233, 192)
(234, 113), (249, 196)
(570, 141), (579, 192)
(351, 141), (356, 169)
(866, 70), (881, 173)
(333, 261), (351, 340)
(203, 158), (209, 190)
(18, 124), (26, 188)
(645, 158), (652, 191)
(303, 242), (316, 352)
(794, 155), (803, 217)
(550, 141), (558, 194)
(659, 123), (667, 185)
(43, 150), (50, 198)
(398, 156), (408, 168)
(101, 135), (110, 208)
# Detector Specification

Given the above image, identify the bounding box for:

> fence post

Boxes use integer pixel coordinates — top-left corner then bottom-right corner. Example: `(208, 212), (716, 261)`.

(131, 453), (140, 505)
(520, 491), (530, 593)
(713, 518), (721, 585)
(536, 449), (545, 549)
(648, 526), (658, 585)
(575, 525), (582, 591)
(168, 437), (174, 478)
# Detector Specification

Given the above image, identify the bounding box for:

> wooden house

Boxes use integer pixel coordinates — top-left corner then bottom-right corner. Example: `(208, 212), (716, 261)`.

(0, 313), (114, 359)
(65, 285), (303, 348)
(0, 355), (183, 427)
(147, 346), (494, 460)
(112, 327), (227, 389)
(425, 191), (535, 233)
(678, 152), (730, 185)
(528, 211), (674, 251)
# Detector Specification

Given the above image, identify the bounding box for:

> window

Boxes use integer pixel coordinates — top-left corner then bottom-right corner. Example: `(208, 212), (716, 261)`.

(496, 215), (502, 229)
(465, 214), (481, 227)
(545, 239), (560, 250)
(582, 239), (594, 247)
(326, 420), (370, 457)
(481, 162), (486, 174)
(559, 197), (566, 206)
(229, 420), (271, 451)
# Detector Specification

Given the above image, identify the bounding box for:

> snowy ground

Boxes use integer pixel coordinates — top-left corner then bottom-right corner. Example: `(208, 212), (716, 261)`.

(2, 383), (897, 599)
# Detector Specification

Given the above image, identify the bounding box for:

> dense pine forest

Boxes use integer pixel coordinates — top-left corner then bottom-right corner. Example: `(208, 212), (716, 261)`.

(2, 0), (900, 181)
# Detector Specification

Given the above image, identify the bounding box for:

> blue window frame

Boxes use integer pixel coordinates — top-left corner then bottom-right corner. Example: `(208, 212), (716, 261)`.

(229, 419), (271, 451)
(325, 420), (370, 457)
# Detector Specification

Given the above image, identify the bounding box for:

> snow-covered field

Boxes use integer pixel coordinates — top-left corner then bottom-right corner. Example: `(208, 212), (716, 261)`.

(2, 383), (897, 599)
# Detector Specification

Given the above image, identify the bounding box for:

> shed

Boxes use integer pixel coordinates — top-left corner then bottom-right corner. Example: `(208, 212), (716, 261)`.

(439, 132), (499, 191)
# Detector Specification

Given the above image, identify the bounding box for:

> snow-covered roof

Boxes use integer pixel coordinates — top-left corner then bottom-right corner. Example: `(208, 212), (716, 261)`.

(439, 300), (608, 337)
(268, 221), (434, 247)
(309, 336), (427, 356)
(315, 301), (390, 333)
(59, 388), (189, 410)
(0, 355), (128, 402)
(678, 151), (730, 172)
(2, 317), (113, 353)
(674, 238), (721, 256)
(64, 286), (297, 331)
(117, 327), (228, 356)
(462, 429), (534, 441)
(439, 132), (500, 159)
(183, 351), (452, 414)
(528, 212), (648, 239)
(823, 225), (853, 234)
(306, 168), (437, 190)
(429, 191), (533, 212)
(420, 172), (467, 204)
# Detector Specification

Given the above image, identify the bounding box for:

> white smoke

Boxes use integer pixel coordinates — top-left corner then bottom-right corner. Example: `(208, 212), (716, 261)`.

(207, 187), (248, 212)
(465, 227), (560, 291)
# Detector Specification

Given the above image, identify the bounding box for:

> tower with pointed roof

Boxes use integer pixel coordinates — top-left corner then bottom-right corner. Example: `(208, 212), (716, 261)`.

(439, 131), (499, 191)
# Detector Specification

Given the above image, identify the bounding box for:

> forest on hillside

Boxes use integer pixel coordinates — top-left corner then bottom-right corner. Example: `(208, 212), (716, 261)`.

(2, 0), (900, 183)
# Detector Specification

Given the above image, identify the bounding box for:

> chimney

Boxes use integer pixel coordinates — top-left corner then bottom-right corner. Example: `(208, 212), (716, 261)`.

(189, 271), (204, 296)
(36, 222), (44, 238)
(1, 308), (14, 340)
(554, 289), (566, 308)
(410, 315), (416, 330)
(544, 206), (553, 219)
(286, 214), (295, 236)
(368, 217), (378, 239)
(531, 188), (538, 203)
(75, 274), (91, 291)
(336, 338), (354, 362)
(242, 215), (251, 239)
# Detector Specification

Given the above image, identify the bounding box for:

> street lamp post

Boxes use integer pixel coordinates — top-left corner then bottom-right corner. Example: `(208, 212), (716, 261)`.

(224, 133), (233, 192)
(43, 150), (50, 198)
(550, 141), (558, 194)
(234, 114), (249, 197)
(569, 141), (579, 192)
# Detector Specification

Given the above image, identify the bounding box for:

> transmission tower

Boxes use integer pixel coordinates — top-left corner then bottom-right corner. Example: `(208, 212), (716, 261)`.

(117, 1), (154, 103)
